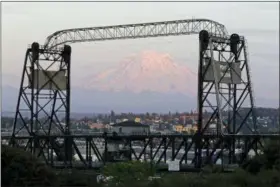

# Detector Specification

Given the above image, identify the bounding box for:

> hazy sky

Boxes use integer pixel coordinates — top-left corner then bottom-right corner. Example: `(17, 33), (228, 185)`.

(2, 2), (279, 101)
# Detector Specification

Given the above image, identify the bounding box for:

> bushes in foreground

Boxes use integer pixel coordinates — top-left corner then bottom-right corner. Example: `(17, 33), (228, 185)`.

(100, 163), (280, 187)
(146, 170), (278, 187)
(102, 161), (156, 185)
(242, 140), (280, 173)
(1, 145), (98, 186)
(2, 140), (280, 187)
(1, 145), (57, 186)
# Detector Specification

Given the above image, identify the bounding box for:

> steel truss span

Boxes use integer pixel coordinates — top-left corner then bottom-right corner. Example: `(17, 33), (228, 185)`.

(44, 19), (228, 49)
(9, 18), (280, 171)
(2, 134), (279, 171)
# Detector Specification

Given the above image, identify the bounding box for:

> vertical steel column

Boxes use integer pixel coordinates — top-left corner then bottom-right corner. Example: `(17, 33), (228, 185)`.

(62, 45), (72, 163)
(196, 30), (209, 168)
(31, 43), (39, 154)
(31, 42), (40, 137)
(230, 34), (240, 163)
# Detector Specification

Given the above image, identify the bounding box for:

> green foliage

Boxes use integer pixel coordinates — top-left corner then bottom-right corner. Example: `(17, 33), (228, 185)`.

(202, 165), (224, 174)
(262, 140), (280, 169)
(102, 161), (156, 185)
(2, 139), (280, 187)
(1, 145), (57, 186)
(242, 154), (266, 174)
(158, 173), (206, 187)
(57, 169), (98, 186)
(255, 169), (280, 187)
(243, 140), (280, 174)
(157, 169), (280, 187)
(99, 162), (278, 187)
(227, 169), (257, 187)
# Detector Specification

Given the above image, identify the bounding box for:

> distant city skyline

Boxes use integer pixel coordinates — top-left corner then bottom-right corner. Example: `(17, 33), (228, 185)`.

(2, 2), (279, 112)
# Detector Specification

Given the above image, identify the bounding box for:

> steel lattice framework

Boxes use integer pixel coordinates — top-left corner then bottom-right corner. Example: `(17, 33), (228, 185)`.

(195, 33), (258, 167)
(44, 19), (228, 49)
(3, 134), (279, 170)
(8, 18), (279, 170)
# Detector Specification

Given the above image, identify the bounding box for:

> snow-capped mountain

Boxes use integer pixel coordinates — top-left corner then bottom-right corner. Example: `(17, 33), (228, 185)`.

(83, 51), (197, 96)
(3, 51), (277, 113)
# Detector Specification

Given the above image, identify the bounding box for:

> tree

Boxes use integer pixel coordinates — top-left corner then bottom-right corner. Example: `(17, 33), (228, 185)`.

(243, 140), (280, 174)
(1, 145), (57, 186)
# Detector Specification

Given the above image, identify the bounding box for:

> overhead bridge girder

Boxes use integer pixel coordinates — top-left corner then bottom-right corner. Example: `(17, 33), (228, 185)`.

(44, 18), (228, 49)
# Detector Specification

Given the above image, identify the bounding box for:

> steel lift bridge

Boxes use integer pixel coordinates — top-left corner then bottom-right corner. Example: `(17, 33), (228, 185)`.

(4, 18), (279, 170)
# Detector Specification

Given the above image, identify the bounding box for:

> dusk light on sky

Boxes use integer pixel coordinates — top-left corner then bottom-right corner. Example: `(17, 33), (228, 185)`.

(2, 2), (279, 112)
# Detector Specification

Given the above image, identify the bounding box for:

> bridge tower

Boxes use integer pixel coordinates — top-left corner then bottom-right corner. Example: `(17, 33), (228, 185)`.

(195, 30), (257, 168)
(12, 43), (73, 163)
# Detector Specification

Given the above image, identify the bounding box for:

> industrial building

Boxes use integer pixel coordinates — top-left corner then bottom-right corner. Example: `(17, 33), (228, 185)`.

(111, 121), (150, 135)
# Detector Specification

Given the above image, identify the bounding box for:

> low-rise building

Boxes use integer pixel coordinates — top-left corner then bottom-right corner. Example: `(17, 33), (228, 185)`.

(111, 121), (150, 135)
(173, 125), (197, 133)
